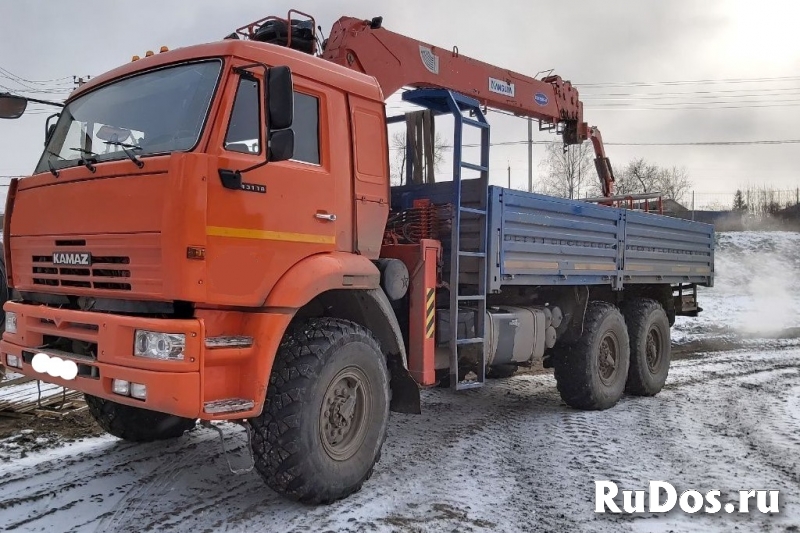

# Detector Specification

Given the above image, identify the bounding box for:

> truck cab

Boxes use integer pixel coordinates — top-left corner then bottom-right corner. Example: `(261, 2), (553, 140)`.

(1, 40), (403, 421)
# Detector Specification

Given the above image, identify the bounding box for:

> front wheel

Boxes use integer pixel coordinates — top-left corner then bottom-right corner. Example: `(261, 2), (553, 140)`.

(553, 301), (630, 410)
(84, 395), (196, 442)
(249, 318), (390, 504)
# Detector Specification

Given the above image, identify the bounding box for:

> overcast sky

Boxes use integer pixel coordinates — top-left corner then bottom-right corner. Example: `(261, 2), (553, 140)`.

(1, 0), (799, 208)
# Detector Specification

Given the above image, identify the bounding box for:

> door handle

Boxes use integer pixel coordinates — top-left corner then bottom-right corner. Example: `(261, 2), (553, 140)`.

(315, 213), (337, 222)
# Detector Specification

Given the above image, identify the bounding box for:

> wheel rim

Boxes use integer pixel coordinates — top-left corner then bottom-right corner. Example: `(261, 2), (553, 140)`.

(597, 332), (619, 386)
(645, 326), (663, 374)
(319, 366), (372, 462)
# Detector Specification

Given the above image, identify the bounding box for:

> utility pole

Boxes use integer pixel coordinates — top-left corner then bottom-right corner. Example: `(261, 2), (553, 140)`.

(507, 162), (511, 189)
(73, 75), (92, 89)
(527, 118), (533, 192)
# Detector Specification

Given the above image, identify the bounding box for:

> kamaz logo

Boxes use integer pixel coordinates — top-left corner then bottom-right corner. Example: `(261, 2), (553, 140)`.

(52, 252), (91, 266)
(489, 77), (515, 97)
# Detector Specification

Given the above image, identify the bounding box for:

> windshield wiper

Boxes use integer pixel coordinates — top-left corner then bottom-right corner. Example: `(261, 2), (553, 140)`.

(103, 140), (144, 169)
(68, 147), (97, 173)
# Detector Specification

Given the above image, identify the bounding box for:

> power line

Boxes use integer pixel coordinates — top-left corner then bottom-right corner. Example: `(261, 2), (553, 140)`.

(582, 88), (800, 100)
(389, 138), (800, 151)
(0, 67), (72, 85)
(609, 140), (800, 146)
(576, 75), (800, 89)
(0, 83), (72, 96)
(587, 102), (800, 111)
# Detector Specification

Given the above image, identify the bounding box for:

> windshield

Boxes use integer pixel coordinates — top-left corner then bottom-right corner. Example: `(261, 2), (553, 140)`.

(35, 60), (222, 174)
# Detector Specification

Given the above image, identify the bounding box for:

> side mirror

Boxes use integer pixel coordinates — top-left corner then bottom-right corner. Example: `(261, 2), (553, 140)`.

(0, 94), (28, 119)
(44, 113), (60, 145)
(267, 66), (293, 130)
(269, 129), (294, 162)
(45, 124), (56, 146)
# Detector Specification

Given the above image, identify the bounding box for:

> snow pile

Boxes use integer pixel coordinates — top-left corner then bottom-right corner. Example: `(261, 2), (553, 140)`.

(674, 231), (800, 348)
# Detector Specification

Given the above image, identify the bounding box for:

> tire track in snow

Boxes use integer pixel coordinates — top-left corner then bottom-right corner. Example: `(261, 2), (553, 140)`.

(0, 348), (798, 532)
(93, 444), (207, 532)
(0, 431), (219, 532)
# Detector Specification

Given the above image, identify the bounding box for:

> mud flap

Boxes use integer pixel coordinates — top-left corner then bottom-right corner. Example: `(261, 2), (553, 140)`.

(388, 355), (421, 414)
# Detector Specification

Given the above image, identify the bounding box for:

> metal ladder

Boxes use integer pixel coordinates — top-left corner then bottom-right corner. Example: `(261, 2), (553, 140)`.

(448, 92), (490, 390)
(401, 89), (490, 390)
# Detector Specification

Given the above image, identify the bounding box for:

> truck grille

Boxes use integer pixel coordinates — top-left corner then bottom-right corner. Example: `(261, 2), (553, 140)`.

(14, 233), (163, 296)
(32, 255), (132, 291)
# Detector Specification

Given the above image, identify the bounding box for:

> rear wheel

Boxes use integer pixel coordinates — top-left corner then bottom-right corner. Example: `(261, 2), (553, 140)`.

(84, 395), (196, 442)
(621, 298), (671, 396)
(249, 318), (390, 504)
(554, 301), (630, 410)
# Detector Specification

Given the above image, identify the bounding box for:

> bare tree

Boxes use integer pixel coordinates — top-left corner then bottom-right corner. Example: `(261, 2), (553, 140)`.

(539, 142), (595, 199)
(656, 166), (691, 204)
(390, 131), (447, 185)
(623, 158), (660, 195)
(606, 158), (690, 204)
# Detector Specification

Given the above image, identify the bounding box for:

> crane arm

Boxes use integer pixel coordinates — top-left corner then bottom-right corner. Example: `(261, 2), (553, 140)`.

(321, 16), (615, 196)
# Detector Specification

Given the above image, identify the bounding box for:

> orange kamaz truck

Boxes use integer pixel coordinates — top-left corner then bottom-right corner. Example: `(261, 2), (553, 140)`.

(0, 12), (713, 503)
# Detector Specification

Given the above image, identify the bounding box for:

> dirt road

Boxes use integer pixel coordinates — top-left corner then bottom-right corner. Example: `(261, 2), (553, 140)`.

(1, 345), (798, 532)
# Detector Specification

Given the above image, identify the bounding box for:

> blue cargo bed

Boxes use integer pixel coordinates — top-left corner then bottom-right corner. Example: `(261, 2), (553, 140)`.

(487, 187), (714, 292)
(391, 182), (714, 293)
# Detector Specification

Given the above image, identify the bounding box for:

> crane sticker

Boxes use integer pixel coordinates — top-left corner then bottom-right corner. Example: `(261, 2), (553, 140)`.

(534, 92), (549, 106)
(419, 45), (440, 74)
(489, 77), (515, 97)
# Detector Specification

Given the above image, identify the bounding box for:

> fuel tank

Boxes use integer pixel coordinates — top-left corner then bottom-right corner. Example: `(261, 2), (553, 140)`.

(434, 305), (561, 370)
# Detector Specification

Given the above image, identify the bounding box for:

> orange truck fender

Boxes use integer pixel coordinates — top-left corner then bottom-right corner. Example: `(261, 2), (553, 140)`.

(264, 252), (380, 309)
(263, 252), (420, 414)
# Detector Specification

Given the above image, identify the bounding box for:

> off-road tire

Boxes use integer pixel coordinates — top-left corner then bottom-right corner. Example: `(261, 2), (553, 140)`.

(621, 298), (671, 396)
(554, 301), (630, 410)
(249, 318), (390, 504)
(84, 395), (196, 442)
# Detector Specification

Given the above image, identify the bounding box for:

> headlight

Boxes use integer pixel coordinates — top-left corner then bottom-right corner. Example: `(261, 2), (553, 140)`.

(134, 330), (185, 361)
(5, 312), (17, 334)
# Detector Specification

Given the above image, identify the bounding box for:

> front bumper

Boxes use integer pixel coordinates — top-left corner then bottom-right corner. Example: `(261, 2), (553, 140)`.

(1, 301), (203, 418)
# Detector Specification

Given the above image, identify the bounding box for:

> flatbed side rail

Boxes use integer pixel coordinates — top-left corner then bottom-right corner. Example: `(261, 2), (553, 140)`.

(487, 187), (714, 292)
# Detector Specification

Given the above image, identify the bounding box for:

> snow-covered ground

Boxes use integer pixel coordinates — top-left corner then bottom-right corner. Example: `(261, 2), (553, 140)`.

(0, 231), (798, 533)
(674, 231), (800, 349)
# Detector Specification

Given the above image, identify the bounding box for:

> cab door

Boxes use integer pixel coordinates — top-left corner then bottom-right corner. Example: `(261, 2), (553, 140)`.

(204, 63), (345, 307)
